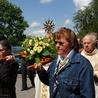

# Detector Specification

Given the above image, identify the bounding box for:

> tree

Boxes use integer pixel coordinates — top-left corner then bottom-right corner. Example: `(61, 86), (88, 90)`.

(0, 0), (29, 45)
(73, 0), (98, 38)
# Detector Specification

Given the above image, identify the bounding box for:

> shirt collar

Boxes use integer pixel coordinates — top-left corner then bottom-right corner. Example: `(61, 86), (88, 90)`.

(57, 49), (75, 64)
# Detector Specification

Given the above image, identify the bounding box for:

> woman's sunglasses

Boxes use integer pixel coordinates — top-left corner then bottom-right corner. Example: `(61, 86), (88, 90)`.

(55, 41), (64, 45)
(0, 49), (5, 52)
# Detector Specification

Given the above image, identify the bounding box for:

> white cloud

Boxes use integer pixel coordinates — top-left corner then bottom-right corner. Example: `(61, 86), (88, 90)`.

(33, 29), (46, 37)
(64, 19), (72, 25)
(64, 14), (68, 18)
(30, 21), (41, 28)
(73, 0), (92, 10)
(40, 0), (53, 3)
(24, 26), (46, 37)
(63, 19), (74, 29)
(24, 21), (46, 37)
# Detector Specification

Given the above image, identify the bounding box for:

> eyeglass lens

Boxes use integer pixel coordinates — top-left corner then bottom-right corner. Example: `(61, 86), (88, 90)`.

(0, 49), (4, 52)
(55, 41), (64, 45)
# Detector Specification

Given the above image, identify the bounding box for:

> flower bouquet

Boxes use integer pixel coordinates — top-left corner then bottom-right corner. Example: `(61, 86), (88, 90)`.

(21, 36), (57, 69)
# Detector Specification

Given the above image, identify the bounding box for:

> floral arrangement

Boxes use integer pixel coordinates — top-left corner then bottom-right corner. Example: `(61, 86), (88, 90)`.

(21, 36), (57, 63)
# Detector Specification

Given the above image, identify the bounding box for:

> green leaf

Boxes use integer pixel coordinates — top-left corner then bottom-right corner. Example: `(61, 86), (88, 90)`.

(42, 50), (50, 56)
(35, 57), (41, 63)
(25, 54), (33, 61)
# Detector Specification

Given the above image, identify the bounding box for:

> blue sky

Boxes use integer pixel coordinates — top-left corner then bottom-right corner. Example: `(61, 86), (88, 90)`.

(8, 0), (92, 37)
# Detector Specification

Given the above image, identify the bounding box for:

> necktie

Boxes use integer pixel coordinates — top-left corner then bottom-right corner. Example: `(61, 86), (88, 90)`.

(54, 57), (68, 75)
(53, 57), (69, 96)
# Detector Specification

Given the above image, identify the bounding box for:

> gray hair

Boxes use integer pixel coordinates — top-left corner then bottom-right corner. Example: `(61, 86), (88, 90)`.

(82, 32), (97, 43)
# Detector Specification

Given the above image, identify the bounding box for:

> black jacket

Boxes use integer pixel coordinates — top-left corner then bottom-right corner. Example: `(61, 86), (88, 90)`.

(0, 60), (19, 98)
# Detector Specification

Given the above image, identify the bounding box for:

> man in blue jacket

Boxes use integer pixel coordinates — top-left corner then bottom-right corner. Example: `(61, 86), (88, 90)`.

(35, 27), (95, 98)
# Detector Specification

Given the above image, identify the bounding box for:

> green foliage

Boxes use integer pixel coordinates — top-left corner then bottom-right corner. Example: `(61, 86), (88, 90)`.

(21, 37), (57, 63)
(0, 0), (29, 45)
(73, 0), (98, 38)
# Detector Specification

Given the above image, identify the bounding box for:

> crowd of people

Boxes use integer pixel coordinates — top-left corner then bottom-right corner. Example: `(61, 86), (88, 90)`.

(0, 27), (98, 98)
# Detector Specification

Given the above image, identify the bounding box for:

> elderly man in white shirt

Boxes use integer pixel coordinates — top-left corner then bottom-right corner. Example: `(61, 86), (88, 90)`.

(81, 32), (98, 98)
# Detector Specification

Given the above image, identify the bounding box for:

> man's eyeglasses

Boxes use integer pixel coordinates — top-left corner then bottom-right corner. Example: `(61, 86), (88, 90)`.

(55, 41), (64, 45)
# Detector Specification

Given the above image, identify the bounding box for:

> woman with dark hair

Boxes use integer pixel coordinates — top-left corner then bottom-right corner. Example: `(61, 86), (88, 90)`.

(0, 40), (19, 98)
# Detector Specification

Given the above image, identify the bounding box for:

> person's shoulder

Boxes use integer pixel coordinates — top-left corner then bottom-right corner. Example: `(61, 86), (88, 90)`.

(50, 58), (57, 64)
(80, 54), (93, 69)
(74, 52), (91, 65)
(48, 58), (57, 69)
(77, 52), (88, 61)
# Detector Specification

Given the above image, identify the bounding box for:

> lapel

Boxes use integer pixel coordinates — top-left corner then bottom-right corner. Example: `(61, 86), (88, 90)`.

(57, 52), (80, 75)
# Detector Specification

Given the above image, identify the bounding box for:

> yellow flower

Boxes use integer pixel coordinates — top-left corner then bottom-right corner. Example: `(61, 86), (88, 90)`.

(39, 37), (43, 40)
(45, 43), (49, 46)
(34, 38), (38, 42)
(37, 46), (43, 53)
(24, 51), (27, 54)
(39, 41), (43, 45)
(30, 50), (34, 55)
(27, 48), (30, 52)
(29, 39), (32, 45)
(34, 42), (39, 47)
(33, 46), (38, 52)
(42, 45), (45, 48)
